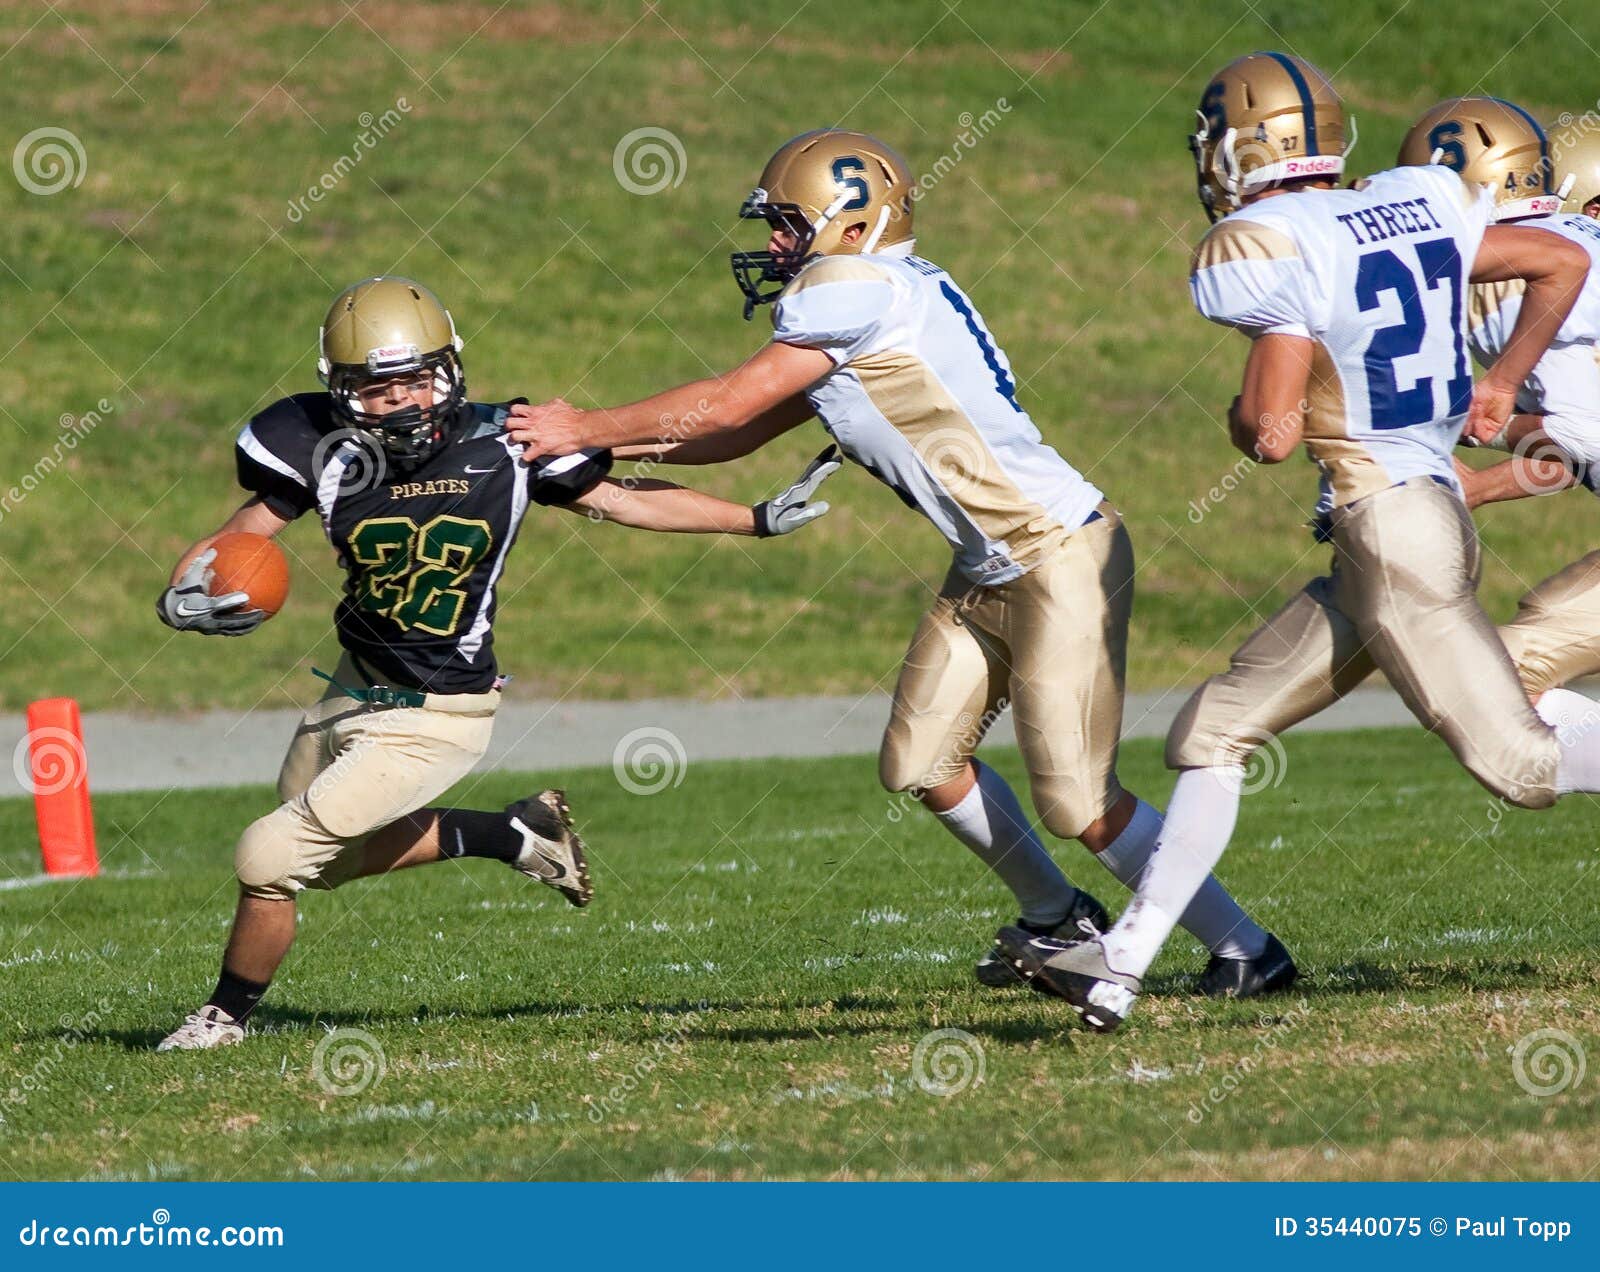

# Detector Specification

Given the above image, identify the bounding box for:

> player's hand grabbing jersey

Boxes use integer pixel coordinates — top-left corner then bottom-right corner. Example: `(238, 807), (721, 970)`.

(236, 393), (610, 693)
(1190, 164), (1495, 513)
(1469, 212), (1600, 465)
(772, 250), (1102, 585)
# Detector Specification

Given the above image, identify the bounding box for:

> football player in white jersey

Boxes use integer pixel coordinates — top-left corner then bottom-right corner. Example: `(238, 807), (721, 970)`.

(1396, 105), (1600, 715)
(994, 52), (1600, 1033)
(508, 129), (1294, 998)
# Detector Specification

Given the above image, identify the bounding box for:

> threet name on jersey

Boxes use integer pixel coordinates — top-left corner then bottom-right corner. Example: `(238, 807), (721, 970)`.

(1334, 196), (1444, 244)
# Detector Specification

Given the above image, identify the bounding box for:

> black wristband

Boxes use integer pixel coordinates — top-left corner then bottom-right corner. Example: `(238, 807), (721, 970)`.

(752, 501), (776, 537)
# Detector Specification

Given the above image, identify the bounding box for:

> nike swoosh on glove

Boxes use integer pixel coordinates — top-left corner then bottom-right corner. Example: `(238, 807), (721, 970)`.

(156, 547), (265, 636)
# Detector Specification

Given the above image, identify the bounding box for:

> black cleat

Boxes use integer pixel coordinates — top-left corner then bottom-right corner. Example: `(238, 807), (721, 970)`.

(507, 789), (593, 908)
(974, 888), (1110, 988)
(994, 926), (1140, 1033)
(1197, 931), (1297, 1000)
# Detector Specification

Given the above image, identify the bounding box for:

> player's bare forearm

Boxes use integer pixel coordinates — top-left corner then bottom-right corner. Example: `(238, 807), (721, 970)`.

(569, 477), (757, 535)
(1467, 227), (1590, 439)
(169, 497), (292, 584)
(1230, 334), (1311, 462)
(1456, 453), (1578, 508)
(613, 394), (814, 466)
(509, 343), (833, 457)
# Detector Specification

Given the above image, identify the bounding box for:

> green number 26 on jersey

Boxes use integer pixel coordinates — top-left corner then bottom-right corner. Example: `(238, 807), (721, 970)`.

(348, 515), (494, 635)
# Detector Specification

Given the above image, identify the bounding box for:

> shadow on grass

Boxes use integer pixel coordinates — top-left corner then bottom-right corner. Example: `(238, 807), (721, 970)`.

(44, 957), (1553, 1054)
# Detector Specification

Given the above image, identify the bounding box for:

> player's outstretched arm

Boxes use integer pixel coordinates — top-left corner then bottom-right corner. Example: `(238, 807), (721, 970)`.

(509, 343), (833, 459)
(567, 447), (840, 537)
(1228, 333), (1312, 463)
(613, 394), (815, 466)
(1466, 226), (1590, 443)
(157, 497), (291, 636)
(1454, 453), (1579, 509)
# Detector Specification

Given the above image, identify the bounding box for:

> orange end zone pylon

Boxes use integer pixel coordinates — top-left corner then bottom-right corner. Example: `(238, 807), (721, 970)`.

(25, 697), (98, 877)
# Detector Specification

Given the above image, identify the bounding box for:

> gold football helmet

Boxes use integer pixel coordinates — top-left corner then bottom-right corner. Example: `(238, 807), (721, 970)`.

(1550, 117), (1600, 214)
(732, 129), (915, 318)
(1396, 97), (1565, 221)
(1189, 52), (1350, 222)
(317, 276), (466, 467)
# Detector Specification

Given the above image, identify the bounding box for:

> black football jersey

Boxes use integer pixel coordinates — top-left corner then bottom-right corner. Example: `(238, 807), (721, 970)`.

(236, 393), (611, 693)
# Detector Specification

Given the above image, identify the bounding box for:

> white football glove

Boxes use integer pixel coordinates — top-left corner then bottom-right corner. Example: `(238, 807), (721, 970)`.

(156, 548), (264, 637)
(754, 445), (842, 537)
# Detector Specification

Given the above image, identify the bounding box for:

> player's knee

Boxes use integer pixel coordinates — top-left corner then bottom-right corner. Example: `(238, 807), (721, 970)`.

(1037, 797), (1092, 842)
(877, 742), (916, 793)
(235, 807), (306, 900)
(1459, 742), (1558, 811)
(878, 733), (961, 794)
(1164, 684), (1252, 770)
(234, 801), (345, 899)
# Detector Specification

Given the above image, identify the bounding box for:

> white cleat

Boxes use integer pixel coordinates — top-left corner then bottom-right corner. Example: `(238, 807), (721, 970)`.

(156, 1005), (245, 1051)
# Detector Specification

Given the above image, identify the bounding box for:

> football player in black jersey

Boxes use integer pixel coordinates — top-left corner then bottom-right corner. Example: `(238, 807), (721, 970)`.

(154, 276), (837, 1050)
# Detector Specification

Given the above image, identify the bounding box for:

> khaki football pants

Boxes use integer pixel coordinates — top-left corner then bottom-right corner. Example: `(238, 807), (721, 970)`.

(1498, 549), (1600, 698)
(1169, 479), (1558, 808)
(880, 504), (1133, 839)
(234, 654), (498, 899)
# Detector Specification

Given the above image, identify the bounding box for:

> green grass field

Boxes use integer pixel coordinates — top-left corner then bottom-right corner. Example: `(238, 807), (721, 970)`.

(2, 729), (1597, 1181)
(4, 0), (1600, 711)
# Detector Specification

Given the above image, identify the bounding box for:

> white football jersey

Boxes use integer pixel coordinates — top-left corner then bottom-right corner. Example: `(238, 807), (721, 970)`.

(1190, 164), (1495, 512)
(772, 248), (1103, 585)
(1469, 212), (1600, 464)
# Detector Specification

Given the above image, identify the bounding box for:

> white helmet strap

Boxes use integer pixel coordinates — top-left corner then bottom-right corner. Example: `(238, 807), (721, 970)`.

(860, 205), (892, 253)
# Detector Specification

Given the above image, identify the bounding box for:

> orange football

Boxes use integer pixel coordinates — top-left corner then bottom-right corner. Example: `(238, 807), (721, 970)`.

(208, 531), (290, 617)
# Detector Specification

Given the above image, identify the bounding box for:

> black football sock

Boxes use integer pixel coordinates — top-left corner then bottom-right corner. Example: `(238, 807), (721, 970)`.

(207, 966), (270, 1023)
(436, 808), (522, 862)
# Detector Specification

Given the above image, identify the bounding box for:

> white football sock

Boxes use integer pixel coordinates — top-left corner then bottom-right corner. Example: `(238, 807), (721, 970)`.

(1101, 766), (1243, 979)
(933, 762), (1077, 927)
(1093, 798), (1266, 960)
(1547, 685), (1600, 793)
(1536, 689), (1600, 798)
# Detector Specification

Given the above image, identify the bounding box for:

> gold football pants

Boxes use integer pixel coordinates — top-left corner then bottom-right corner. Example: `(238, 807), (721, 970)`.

(880, 504), (1133, 839)
(1168, 479), (1558, 808)
(235, 654), (498, 899)
(1498, 549), (1600, 698)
